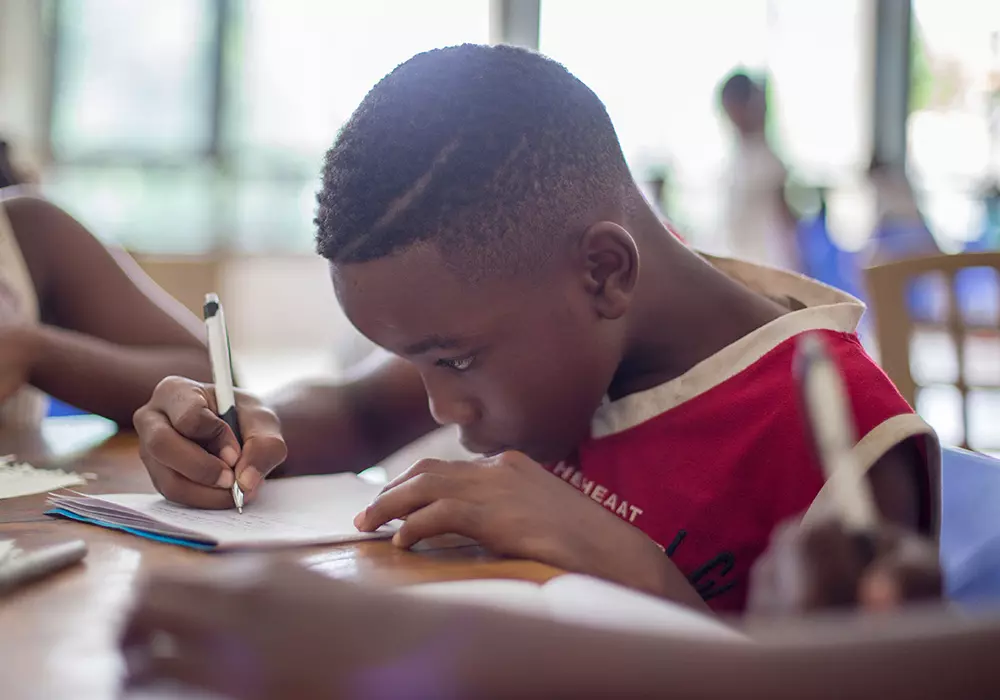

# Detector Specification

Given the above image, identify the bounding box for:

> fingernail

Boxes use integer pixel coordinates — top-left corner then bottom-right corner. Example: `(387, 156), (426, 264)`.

(220, 446), (239, 468)
(238, 466), (261, 492)
(215, 469), (234, 489)
(392, 532), (403, 547)
(353, 508), (368, 530)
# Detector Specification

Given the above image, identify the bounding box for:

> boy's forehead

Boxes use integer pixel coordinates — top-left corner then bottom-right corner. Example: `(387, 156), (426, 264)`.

(329, 245), (532, 344)
(330, 244), (458, 297)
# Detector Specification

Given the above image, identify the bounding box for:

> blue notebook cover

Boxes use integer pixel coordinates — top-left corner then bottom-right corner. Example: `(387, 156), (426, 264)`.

(47, 508), (216, 551)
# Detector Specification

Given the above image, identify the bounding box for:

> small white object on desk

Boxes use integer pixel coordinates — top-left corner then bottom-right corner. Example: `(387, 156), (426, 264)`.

(0, 455), (86, 500)
(0, 539), (16, 566)
(0, 539), (88, 594)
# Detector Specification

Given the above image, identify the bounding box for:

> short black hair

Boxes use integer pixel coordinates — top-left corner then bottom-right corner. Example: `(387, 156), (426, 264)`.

(315, 43), (632, 273)
(718, 70), (758, 106)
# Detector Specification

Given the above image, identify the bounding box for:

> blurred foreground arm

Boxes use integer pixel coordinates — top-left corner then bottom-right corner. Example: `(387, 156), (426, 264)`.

(122, 559), (998, 700)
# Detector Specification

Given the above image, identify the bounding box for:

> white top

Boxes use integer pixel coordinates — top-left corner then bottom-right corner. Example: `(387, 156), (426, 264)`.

(0, 201), (46, 428)
(723, 136), (797, 271)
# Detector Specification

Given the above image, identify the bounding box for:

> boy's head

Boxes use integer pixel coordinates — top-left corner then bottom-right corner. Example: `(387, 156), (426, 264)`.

(315, 44), (648, 464)
(719, 71), (766, 136)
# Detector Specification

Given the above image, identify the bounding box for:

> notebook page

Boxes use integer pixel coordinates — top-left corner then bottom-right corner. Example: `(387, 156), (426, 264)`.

(404, 575), (746, 642)
(84, 473), (396, 549)
(404, 579), (548, 615)
(542, 575), (747, 642)
(48, 493), (212, 543)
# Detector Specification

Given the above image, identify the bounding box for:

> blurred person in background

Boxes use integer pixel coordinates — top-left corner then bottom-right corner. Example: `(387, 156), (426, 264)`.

(0, 137), (211, 429)
(719, 71), (801, 272)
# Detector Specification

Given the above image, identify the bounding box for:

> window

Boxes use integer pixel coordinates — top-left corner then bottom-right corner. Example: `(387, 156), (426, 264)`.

(538, 0), (868, 248)
(44, 0), (490, 253)
(50, 0), (218, 161)
(909, 0), (1000, 248)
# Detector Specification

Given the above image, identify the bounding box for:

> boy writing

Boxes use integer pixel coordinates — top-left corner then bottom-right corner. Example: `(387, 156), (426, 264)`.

(131, 44), (940, 614)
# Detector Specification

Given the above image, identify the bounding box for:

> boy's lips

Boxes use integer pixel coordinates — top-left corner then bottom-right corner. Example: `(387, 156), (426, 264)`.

(460, 437), (506, 457)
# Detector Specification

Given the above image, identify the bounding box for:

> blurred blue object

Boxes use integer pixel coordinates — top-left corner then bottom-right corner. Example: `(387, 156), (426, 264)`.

(940, 447), (1000, 605)
(871, 219), (938, 261)
(796, 210), (865, 302)
(904, 261), (1000, 326)
(906, 272), (947, 323)
(46, 397), (88, 418)
(954, 266), (1000, 326)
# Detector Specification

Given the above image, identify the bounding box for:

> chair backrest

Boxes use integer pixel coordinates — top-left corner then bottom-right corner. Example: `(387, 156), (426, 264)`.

(865, 251), (1000, 450)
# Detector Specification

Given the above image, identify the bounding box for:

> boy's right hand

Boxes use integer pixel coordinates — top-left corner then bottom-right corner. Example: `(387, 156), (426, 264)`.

(133, 376), (287, 509)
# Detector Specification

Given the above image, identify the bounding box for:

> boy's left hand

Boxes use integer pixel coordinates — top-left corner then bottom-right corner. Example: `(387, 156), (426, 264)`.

(747, 517), (943, 615)
(355, 452), (697, 605)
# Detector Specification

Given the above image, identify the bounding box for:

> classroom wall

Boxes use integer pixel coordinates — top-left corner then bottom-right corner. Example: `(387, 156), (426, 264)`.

(131, 252), (378, 390)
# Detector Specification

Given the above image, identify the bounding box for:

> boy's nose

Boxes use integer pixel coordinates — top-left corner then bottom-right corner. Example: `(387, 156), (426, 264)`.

(425, 382), (478, 428)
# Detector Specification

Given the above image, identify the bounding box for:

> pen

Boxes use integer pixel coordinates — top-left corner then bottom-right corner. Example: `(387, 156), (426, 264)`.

(794, 332), (877, 531)
(204, 293), (245, 514)
(0, 540), (88, 595)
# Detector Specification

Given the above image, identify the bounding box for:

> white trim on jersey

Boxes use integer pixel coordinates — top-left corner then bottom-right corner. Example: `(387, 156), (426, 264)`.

(588, 252), (941, 542)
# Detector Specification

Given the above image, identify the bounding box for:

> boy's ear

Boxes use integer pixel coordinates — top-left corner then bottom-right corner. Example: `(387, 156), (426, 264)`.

(578, 221), (639, 320)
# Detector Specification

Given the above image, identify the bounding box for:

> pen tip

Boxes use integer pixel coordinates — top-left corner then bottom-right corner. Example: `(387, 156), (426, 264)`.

(237, 506), (243, 514)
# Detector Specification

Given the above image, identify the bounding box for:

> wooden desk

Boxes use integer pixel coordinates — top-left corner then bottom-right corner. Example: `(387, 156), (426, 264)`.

(0, 430), (558, 700)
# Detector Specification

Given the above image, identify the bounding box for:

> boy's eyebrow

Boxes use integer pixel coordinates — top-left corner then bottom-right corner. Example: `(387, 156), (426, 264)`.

(402, 334), (464, 356)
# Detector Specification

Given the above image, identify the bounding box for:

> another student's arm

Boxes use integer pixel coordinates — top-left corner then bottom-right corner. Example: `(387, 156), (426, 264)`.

(4, 195), (212, 427)
(132, 352), (436, 509)
(121, 558), (1000, 700)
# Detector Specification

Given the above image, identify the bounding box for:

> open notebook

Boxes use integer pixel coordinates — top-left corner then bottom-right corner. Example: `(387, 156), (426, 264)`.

(46, 473), (396, 551)
(404, 574), (747, 642)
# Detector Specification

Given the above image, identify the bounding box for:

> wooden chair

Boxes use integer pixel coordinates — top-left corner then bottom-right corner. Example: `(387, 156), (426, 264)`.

(865, 251), (1000, 450)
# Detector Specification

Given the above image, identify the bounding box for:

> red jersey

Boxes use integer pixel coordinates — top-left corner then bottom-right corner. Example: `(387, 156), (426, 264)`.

(547, 255), (940, 613)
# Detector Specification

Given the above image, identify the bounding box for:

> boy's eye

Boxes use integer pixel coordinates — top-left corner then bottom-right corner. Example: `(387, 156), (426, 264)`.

(436, 355), (476, 372)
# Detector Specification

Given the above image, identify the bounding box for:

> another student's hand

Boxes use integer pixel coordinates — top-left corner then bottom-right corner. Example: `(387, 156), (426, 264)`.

(133, 376), (287, 509)
(355, 452), (703, 607)
(122, 558), (462, 700)
(748, 517), (943, 615)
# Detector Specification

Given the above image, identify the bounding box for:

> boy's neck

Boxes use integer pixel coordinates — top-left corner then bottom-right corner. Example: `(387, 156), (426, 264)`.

(608, 223), (787, 401)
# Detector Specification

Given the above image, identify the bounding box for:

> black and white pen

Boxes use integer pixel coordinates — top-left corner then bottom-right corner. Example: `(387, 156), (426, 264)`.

(795, 332), (877, 531)
(204, 293), (244, 514)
